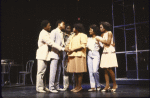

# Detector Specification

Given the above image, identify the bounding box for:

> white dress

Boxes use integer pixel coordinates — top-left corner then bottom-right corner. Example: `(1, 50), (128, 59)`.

(96, 31), (118, 68)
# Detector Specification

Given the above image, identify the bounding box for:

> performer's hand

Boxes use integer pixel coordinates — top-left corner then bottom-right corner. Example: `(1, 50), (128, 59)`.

(61, 47), (65, 51)
(95, 40), (98, 44)
(68, 49), (74, 54)
(42, 41), (46, 44)
(95, 37), (100, 41)
(69, 49), (74, 52)
(64, 48), (69, 52)
(95, 36), (103, 42)
(111, 43), (115, 47)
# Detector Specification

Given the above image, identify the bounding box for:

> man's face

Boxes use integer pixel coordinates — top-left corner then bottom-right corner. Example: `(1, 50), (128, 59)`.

(46, 23), (51, 31)
(66, 26), (71, 33)
(59, 22), (65, 30)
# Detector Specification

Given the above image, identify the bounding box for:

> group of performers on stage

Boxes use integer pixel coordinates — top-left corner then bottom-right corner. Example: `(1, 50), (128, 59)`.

(36, 20), (118, 93)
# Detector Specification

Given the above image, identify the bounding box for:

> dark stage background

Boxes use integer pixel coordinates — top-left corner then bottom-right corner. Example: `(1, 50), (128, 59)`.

(1, 0), (149, 84)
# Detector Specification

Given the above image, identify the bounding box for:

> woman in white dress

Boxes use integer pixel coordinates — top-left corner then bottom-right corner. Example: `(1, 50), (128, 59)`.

(95, 22), (118, 92)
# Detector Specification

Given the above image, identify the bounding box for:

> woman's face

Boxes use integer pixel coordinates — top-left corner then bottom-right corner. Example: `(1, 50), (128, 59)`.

(89, 28), (94, 35)
(100, 24), (105, 33)
(73, 27), (77, 33)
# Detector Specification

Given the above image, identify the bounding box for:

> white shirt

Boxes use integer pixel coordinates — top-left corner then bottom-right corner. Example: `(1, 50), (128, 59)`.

(87, 37), (103, 51)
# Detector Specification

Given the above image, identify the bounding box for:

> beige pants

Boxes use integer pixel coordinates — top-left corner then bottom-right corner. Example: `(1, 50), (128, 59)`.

(36, 60), (47, 91)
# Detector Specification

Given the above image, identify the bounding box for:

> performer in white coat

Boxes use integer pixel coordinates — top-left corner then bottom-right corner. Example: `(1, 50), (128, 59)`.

(36, 20), (64, 93)
(49, 20), (66, 93)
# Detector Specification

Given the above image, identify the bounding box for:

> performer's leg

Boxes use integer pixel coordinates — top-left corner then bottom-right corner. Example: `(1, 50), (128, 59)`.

(93, 56), (101, 88)
(71, 73), (78, 91)
(43, 69), (47, 89)
(73, 73), (83, 92)
(36, 60), (47, 91)
(103, 68), (110, 90)
(63, 52), (69, 89)
(108, 68), (117, 89)
(63, 75), (69, 89)
(49, 59), (58, 90)
(54, 60), (62, 89)
(62, 51), (66, 76)
(71, 73), (75, 89)
(87, 56), (95, 88)
(63, 64), (69, 90)
(77, 73), (83, 89)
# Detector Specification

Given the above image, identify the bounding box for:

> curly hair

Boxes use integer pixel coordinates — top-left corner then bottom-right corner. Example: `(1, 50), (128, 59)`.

(56, 20), (65, 27)
(65, 24), (71, 29)
(99, 22), (112, 31)
(89, 24), (99, 35)
(74, 23), (85, 33)
(41, 20), (49, 28)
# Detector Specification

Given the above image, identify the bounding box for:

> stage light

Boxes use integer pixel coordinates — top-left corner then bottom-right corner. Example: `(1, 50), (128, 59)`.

(143, 7), (144, 10)
(78, 18), (80, 20)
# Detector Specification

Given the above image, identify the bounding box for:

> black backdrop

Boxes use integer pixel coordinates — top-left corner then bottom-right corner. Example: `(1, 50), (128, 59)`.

(1, 0), (149, 84)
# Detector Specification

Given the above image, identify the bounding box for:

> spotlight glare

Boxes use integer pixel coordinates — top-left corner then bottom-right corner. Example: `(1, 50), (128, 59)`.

(143, 7), (144, 10)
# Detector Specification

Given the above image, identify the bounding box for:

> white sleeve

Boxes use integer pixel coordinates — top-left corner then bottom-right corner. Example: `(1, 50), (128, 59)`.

(42, 31), (63, 51)
(99, 41), (103, 47)
(96, 36), (103, 40)
(86, 38), (89, 48)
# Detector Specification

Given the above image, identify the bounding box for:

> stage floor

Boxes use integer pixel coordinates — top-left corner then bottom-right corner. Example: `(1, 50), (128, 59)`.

(2, 83), (150, 98)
